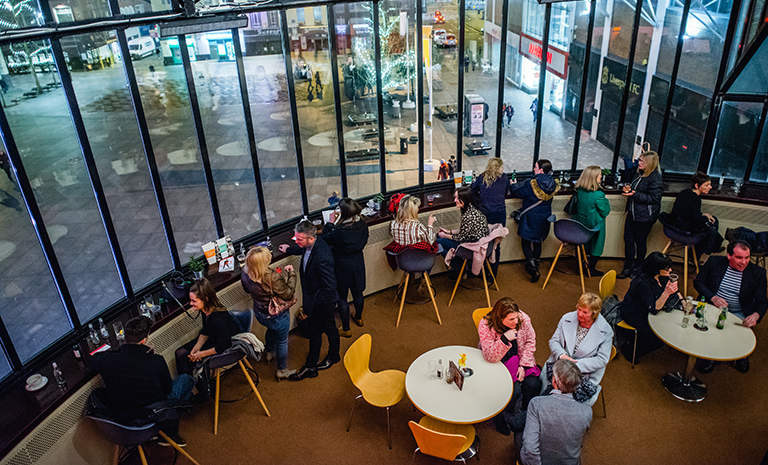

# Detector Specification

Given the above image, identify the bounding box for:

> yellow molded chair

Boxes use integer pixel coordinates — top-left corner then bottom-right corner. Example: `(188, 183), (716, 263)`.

(344, 334), (406, 449)
(409, 417), (475, 464)
(616, 320), (638, 369)
(472, 307), (491, 330)
(598, 270), (616, 300)
(596, 345), (617, 419)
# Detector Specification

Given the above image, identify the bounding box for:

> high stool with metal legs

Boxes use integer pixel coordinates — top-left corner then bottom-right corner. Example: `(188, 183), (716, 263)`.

(661, 223), (706, 297)
(389, 248), (441, 327)
(541, 219), (599, 293)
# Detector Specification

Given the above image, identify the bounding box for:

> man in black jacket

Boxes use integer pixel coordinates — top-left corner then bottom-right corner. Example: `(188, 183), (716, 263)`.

(279, 220), (340, 380)
(694, 240), (767, 373)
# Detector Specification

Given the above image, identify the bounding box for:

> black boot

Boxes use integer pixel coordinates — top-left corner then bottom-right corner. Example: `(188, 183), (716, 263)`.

(587, 256), (604, 277)
(617, 262), (633, 279)
(526, 258), (540, 283)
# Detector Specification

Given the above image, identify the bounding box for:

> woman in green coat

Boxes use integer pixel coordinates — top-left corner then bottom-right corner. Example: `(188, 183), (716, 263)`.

(573, 166), (611, 276)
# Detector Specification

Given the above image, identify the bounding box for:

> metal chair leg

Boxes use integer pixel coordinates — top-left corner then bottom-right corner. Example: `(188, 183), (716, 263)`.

(542, 243), (564, 290)
(684, 245), (689, 297)
(347, 394), (362, 432)
(412, 448), (420, 465)
(157, 431), (201, 465)
(214, 368), (221, 435)
(631, 329), (638, 369)
(238, 360), (270, 417)
(600, 387), (607, 419)
(486, 259), (499, 291)
(448, 260), (468, 307)
(423, 273), (442, 324)
(137, 445), (148, 465)
(386, 406), (392, 449)
(396, 273), (410, 327)
(576, 244), (586, 293)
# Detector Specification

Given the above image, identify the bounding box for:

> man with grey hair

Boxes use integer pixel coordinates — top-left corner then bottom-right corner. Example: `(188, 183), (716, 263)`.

(279, 219), (340, 380)
(519, 359), (592, 465)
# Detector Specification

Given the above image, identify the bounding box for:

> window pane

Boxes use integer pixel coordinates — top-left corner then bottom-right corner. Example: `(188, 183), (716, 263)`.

(239, 14), (303, 225)
(67, 31), (173, 289)
(120, 0), (171, 15)
(0, 354), (9, 381)
(708, 100), (761, 180)
(188, 30), (261, 240)
(0, 0), (42, 32)
(332, 3), (381, 197)
(133, 30), (217, 262)
(50, 0), (110, 23)
(3, 40), (124, 323)
(749, 115), (768, 182)
(287, 6), (342, 213)
(381, 0), (418, 190)
(422, 1), (459, 183)
(0, 149), (72, 362)
(461, 0), (501, 175)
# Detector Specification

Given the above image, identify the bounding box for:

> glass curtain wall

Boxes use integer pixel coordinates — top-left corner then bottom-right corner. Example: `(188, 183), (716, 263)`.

(422, 0), (459, 183)
(239, 12), (304, 225)
(332, 3), (381, 198)
(749, 114), (768, 182)
(708, 100), (762, 179)
(287, 6), (342, 213)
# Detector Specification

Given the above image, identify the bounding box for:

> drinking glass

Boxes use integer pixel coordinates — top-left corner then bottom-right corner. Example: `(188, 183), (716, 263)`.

(237, 252), (246, 267)
(669, 273), (678, 283)
(734, 178), (744, 195)
(427, 194), (434, 206)
(113, 321), (125, 341)
(428, 360), (436, 380)
(563, 171), (571, 185)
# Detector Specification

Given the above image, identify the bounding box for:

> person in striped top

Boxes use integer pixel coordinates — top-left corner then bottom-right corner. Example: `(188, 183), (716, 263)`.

(694, 240), (768, 373)
(390, 195), (436, 246)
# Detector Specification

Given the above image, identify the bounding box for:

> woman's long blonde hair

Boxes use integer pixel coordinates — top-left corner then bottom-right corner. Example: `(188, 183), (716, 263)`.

(482, 158), (504, 188)
(395, 195), (420, 223)
(575, 165), (602, 191)
(245, 246), (272, 284)
(640, 151), (660, 177)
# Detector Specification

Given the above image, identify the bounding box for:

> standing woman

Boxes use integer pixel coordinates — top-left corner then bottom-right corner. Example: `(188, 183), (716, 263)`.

(324, 198), (369, 334)
(510, 159), (560, 283)
(472, 157), (509, 276)
(573, 166), (611, 276)
(175, 279), (241, 377)
(240, 246), (297, 380)
(619, 151), (663, 279)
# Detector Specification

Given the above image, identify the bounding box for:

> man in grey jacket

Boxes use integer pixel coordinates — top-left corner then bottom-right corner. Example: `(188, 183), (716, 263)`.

(520, 359), (592, 465)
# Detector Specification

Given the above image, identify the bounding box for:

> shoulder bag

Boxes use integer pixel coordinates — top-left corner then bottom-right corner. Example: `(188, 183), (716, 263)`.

(564, 193), (578, 215)
(267, 271), (297, 316)
(511, 200), (542, 225)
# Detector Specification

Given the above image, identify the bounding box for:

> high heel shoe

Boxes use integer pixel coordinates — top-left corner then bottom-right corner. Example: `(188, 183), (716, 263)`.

(276, 368), (297, 381)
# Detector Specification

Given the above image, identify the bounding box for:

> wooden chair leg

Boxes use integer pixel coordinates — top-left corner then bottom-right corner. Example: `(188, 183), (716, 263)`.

(157, 431), (201, 465)
(113, 445), (121, 465)
(662, 240), (672, 254)
(243, 359), (255, 370)
(423, 273), (442, 325)
(137, 445), (148, 465)
(394, 272), (407, 302)
(691, 244), (699, 274)
(448, 260), (468, 307)
(683, 245), (689, 297)
(481, 266), (491, 308)
(542, 243), (564, 290)
(486, 259), (499, 291)
(582, 245), (591, 278)
(239, 360), (270, 417)
(396, 273), (410, 327)
(577, 245), (586, 293)
(214, 368), (221, 434)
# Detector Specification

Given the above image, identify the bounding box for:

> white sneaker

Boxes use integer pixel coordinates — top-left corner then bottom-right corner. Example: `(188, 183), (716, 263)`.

(276, 368), (297, 381)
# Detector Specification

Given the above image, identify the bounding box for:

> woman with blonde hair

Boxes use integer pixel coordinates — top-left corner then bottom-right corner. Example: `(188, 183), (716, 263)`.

(573, 166), (611, 276)
(241, 246), (297, 380)
(471, 157), (509, 226)
(619, 150), (663, 279)
(390, 194), (436, 246)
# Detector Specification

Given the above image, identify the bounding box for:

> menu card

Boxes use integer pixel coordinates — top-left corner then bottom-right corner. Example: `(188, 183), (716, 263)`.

(449, 360), (465, 391)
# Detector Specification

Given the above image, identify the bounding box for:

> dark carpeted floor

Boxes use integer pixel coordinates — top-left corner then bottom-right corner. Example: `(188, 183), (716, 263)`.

(129, 258), (768, 465)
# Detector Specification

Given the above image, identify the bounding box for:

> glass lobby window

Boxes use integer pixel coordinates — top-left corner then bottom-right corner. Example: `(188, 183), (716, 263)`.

(118, 0), (172, 15)
(0, 0), (42, 32)
(501, 0), (544, 172)
(67, 31), (173, 290)
(50, 0), (110, 23)
(238, 14), (302, 226)
(133, 29), (217, 262)
(461, 0), (501, 175)
(380, 0), (418, 191)
(188, 30), (262, 239)
(749, 116), (768, 182)
(0, 355), (9, 381)
(708, 100), (762, 180)
(421, 0), (459, 183)
(3, 40), (124, 324)
(332, 3), (381, 198)
(0, 148), (73, 363)
(287, 6), (342, 213)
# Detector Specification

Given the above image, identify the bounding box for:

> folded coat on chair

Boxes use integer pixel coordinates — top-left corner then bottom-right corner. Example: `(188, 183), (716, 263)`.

(443, 224), (509, 275)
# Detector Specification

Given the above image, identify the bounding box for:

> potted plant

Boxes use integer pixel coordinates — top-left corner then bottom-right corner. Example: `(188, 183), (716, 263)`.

(601, 168), (616, 188)
(372, 193), (385, 211)
(189, 255), (206, 279)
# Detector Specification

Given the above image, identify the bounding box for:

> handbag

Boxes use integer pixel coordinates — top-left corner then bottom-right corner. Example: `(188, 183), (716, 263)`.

(267, 272), (297, 316)
(511, 200), (542, 225)
(564, 193), (578, 215)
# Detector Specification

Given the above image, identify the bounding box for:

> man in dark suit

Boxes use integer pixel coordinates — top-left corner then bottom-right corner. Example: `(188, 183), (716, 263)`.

(694, 240), (767, 373)
(279, 220), (340, 381)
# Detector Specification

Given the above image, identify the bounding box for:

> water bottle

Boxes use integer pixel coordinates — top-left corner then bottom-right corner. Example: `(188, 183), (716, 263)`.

(52, 362), (65, 387)
(436, 359), (444, 380)
(88, 323), (100, 345)
(98, 318), (109, 339)
(682, 296), (693, 328)
(511, 170), (517, 183)
(72, 343), (81, 361)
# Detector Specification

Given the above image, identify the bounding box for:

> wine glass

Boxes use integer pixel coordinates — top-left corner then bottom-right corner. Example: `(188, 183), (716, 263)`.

(734, 178), (744, 195)
(563, 171), (571, 186)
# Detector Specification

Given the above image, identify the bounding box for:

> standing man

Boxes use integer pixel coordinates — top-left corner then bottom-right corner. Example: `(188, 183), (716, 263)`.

(279, 220), (341, 380)
(91, 316), (194, 446)
(530, 98), (538, 123)
(694, 240), (767, 373)
(519, 359), (592, 465)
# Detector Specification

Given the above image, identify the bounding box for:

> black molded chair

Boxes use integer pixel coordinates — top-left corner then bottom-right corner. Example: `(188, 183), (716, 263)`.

(661, 222), (706, 297)
(87, 415), (200, 465)
(389, 248), (441, 328)
(541, 219), (599, 293)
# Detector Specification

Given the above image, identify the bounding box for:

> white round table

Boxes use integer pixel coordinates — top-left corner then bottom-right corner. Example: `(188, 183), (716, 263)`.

(649, 303), (756, 402)
(405, 346), (514, 424)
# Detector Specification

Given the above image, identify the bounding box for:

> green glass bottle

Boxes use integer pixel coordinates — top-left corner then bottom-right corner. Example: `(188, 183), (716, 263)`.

(716, 308), (727, 330)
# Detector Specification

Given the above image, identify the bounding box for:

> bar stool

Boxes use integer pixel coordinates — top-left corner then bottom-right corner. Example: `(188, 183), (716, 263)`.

(541, 219), (599, 293)
(661, 223), (706, 297)
(448, 242), (499, 308)
(389, 248), (441, 327)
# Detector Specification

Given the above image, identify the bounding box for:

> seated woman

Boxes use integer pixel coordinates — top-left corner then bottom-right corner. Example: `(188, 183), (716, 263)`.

(478, 297), (541, 435)
(667, 171), (723, 260)
(390, 194), (436, 246)
(619, 252), (678, 363)
(544, 292), (613, 405)
(437, 186), (489, 275)
(175, 279), (241, 377)
(240, 246), (297, 380)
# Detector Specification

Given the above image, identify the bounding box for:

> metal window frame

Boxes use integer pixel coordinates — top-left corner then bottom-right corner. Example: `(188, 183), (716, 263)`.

(494, 0), (510, 159)
(570, 0), (598, 172)
(327, 6), (349, 197)
(373, 0), (387, 193)
(417, 0), (425, 187)
(743, 98), (768, 181)
(456, 0), (466, 171)
(533, 3), (552, 164)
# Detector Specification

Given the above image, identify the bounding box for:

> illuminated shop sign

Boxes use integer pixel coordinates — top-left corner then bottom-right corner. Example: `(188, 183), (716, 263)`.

(518, 33), (568, 80)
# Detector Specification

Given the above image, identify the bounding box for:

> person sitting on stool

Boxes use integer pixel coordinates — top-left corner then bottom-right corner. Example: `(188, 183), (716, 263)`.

(694, 240), (768, 373)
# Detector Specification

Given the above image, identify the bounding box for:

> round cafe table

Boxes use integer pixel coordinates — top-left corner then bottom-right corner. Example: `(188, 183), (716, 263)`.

(649, 303), (756, 402)
(405, 346), (514, 459)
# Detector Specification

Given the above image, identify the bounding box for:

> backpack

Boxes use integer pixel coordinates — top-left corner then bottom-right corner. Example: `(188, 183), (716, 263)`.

(600, 294), (623, 327)
(388, 193), (407, 214)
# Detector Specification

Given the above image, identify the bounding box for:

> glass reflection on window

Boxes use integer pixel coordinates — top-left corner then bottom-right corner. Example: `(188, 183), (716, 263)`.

(708, 101), (761, 180)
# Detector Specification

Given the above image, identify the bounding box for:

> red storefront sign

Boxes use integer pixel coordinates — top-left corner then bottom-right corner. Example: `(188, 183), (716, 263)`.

(519, 33), (568, 80)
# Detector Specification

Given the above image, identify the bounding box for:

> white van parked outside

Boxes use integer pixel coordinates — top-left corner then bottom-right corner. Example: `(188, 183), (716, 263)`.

(128, 37), (157, 59)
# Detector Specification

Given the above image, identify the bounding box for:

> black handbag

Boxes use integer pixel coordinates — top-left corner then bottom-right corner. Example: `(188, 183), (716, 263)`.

(163, 271), (191, 302)
(564, 194), (578, 215)
(511, 200), (542, 225)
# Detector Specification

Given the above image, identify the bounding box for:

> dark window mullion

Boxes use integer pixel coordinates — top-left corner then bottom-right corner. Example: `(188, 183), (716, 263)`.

(494, 0), (510, 159)
(327, 7), (349, 198)
(0, 316), (21, 371)
(178, 34), (224, 238)
(280, 9), (310, 216)
(116, 30), (181, 270)
(417, 0), (424, 187)
(231, 28), (269, 235)
(570, 0), (598, 172)
(658, 0), (692, 157)
(742, 99), (768, 181)
(0, 105), (80, 331)
(533, 4), (552, 163)
(373, 0), (387, 194)
(456, 0), (466, 171)
(50, 39), (133, 298)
